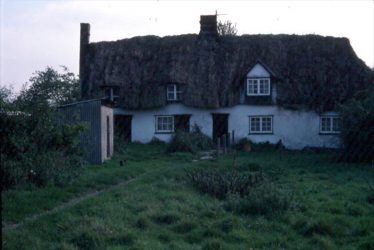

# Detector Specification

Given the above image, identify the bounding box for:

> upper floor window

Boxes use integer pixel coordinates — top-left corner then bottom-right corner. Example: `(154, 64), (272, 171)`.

(247, 78), (270, 96)
(249, 116), (273, 134)
(320, 116), (341, 134)
(167, 84), (182, 101)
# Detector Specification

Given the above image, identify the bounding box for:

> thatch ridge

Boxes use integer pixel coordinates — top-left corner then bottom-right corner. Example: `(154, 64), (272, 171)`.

(82, 33), (373, 112)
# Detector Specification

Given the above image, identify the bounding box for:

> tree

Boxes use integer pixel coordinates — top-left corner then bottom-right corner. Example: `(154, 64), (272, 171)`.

(217, 20), (238, 36)
(16, 66), (80, 110)
(339, 88), (374, 162)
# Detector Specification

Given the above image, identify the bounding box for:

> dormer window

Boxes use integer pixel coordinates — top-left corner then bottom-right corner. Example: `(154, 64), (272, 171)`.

(247, 78), (270, 96)
(166, 84), (182, 101)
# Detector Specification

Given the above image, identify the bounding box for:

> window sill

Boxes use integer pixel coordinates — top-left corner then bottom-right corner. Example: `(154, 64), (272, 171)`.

(247, 94), (271, 97)
(248, 132), (274, 135)
(319, 132), (340, 135)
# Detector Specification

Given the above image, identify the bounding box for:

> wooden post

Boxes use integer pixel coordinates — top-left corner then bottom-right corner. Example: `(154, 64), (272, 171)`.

(217, 138), (221, 154)
(232, 130), (235, 145)
(227, 133), (231, 151)
(223, 135), (227, 154)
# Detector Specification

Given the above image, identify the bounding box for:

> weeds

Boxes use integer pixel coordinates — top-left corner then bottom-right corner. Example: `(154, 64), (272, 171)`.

(185, 168), (265, 199)
(167, 124), (213, 153)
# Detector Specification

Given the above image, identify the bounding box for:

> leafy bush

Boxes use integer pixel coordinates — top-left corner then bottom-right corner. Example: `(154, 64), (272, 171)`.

(0, 67), (84, 190)
(339, 88), (374, 162)
(185, 168), (265, 199)
(167, 124), (213, 153)
(0, 112), (84, 189)
(225, 183), (292, 216)
(235, 138), (285, 152)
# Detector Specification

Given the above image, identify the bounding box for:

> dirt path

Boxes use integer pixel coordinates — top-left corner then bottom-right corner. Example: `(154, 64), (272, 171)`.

(2, 171), (150, 232)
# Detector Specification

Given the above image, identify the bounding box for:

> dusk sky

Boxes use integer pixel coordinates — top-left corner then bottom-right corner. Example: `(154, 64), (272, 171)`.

(1, 0), (373, 93)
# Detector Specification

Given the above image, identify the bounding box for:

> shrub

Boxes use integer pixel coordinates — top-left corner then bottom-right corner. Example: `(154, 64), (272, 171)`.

(235, 138), (285, 152)
(339, 88), (374, 162)
(185, 168), (265, 199)
(1, 70), (84, 190)
(167, 124), (213, 153)
(149, 136), (166, 145)
(0, 112), (84, 189)
(225, 183), (292, 216)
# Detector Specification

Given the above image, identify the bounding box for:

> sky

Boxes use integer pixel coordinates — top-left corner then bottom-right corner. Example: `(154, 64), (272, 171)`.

(1, 0), (373, 93)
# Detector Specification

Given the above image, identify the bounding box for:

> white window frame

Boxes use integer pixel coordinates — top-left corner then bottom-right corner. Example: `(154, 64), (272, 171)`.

(320, 116), (341, 134)
(166, 84), (182, 101)
(249, 116), (273, 134)
(247, 78), (271, 96)
(155, 115), (174, 133)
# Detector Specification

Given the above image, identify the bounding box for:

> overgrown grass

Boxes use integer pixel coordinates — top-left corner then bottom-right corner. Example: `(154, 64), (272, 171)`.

(2, 144), (374, 249)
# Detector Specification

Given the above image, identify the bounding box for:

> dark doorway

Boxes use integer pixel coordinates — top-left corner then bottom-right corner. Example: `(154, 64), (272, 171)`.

(174, 114), (191, 132)
(212, 113), (229, 141)
(115, 115), (132, 142)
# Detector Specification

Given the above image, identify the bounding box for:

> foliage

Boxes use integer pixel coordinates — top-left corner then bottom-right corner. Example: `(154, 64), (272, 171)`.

(185, 168), (264, 199)
(339, 88), (374, 162)
(235, 138), (285, 152)
(167, 124), (213, 153)
(225, 183), (292, 216)
(16, 66), (80, 109)
(217, 20), (238, 36)
(2, 144), (374, 249)
(0, 67), (83, 190)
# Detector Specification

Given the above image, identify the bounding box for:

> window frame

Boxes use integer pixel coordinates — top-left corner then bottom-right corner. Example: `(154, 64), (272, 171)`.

(166, 84), (182, 101)
(249, 115), (273, 134)
(246, 78), (271, 96)
(320, 115), (341, 134)
(155, 115), (174, 133)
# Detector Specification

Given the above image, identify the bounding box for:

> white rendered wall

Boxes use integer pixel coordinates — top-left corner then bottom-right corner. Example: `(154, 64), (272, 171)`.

(114, 103), (340, 149)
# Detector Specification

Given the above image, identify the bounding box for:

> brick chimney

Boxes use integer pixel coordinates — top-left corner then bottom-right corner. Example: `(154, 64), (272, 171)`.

(199, 15), (218, 38)
(80, 23), (90, 98)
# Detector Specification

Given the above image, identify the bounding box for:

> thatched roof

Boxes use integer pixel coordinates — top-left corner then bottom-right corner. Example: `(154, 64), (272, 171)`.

(81, 34), (373, 112)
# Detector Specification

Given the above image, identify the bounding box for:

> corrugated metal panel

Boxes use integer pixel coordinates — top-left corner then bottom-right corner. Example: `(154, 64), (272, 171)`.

(57, 99), (103, 164)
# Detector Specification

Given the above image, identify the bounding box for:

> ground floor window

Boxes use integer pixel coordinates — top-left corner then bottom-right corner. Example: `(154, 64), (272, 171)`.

(155, 116), (174, 133)
(155, 115), (191, 133)
(320, 116), (341, 134)
(249, 116), (273, 134)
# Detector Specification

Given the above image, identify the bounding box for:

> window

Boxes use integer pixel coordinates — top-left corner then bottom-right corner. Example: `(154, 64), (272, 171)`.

(155, 116), (174, 133)
(247, 78), (270, 96)
(320, 116), (341, 134)
(166, 84), (182, 101)
(249, 116), (273, 134)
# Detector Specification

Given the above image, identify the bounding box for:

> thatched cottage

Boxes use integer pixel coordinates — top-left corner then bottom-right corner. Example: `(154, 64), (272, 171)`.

(79, 15), (373, 149)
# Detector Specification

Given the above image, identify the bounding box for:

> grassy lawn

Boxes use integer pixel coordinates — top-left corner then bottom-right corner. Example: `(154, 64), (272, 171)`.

(2, 144), (374, 250)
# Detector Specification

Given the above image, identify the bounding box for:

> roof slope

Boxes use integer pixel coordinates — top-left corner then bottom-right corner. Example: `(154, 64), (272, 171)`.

(82, 34), (373, 112)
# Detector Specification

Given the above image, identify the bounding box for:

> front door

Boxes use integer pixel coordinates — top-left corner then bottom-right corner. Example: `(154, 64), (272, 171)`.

(114, 115), (132, 142)
(174, 114), (191, 132)
(212, 113), (229, 142)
